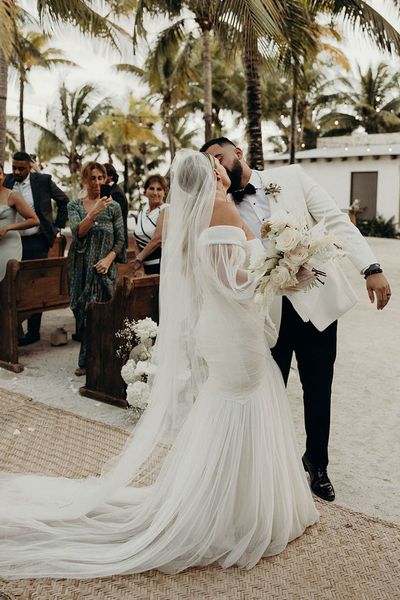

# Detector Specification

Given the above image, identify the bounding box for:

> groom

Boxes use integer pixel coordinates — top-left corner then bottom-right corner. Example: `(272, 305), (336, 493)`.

(201, 137), (391, 502)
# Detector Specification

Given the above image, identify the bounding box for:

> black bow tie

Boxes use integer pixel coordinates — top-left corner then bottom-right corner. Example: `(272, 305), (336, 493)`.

(231, 183), (256, 203)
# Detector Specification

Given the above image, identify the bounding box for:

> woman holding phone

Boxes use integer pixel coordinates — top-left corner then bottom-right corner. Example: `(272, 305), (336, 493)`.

(68, 162), (126, 376)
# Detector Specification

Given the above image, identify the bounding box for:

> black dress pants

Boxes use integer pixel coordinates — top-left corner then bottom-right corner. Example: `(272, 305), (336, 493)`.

(21, 234), (49, 336)
(271, 297), (337, 469)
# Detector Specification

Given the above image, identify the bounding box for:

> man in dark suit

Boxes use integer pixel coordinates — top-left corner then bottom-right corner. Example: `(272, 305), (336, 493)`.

(104, 163), (129, 246)
(5, 151), (69, 346)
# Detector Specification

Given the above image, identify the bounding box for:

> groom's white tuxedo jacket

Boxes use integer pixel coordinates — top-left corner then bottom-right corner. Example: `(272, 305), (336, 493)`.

(236, 165), (378, 340)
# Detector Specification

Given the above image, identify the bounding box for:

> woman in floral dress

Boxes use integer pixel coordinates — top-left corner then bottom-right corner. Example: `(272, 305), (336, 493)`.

(68, 162), (126, 376)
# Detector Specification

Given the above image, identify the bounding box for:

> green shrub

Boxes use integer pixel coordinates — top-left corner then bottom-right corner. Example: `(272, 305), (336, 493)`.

(356, 215), (399, 238)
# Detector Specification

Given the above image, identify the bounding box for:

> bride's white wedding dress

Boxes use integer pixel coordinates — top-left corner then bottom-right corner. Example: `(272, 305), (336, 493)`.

(0, 151), (318, 579)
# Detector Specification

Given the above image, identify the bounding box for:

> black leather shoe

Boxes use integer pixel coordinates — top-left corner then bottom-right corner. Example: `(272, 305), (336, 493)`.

(302, 454), (335, 502)
(18, 333), (41, 346)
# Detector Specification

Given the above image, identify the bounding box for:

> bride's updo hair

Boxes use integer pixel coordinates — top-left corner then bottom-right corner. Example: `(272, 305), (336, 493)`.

(175, 151), (213, 195)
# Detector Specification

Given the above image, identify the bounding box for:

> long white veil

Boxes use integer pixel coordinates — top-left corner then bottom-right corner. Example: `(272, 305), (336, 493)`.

(0, 151), (216, 560)
(0, 149), (319, 578)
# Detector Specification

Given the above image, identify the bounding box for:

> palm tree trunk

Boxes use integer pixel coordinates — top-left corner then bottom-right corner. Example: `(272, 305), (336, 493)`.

(19, 75), (26, 152)
(162, 99), (175, 161)
(243, 42), (264, 170)
(289, 68), (298, 165)
(0, 51), (8, 164)
(202, 28), (213, 142)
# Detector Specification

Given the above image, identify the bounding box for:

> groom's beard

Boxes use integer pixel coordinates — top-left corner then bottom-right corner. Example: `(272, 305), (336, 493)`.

(226, 159), (243, 193)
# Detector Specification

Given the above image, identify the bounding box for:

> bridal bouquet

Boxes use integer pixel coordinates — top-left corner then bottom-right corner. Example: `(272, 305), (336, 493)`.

(116, 317), (158, 419)
(249, 210), (344, 311)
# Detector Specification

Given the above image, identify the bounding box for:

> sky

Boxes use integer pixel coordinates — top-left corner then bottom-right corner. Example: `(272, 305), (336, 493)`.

(6, 0), (400, 163)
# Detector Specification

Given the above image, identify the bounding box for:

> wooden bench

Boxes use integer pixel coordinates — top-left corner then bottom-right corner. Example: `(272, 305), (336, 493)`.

(0, 257), (69, 373)
(47, 235), (67, 258)
(80, 275), (160, 408)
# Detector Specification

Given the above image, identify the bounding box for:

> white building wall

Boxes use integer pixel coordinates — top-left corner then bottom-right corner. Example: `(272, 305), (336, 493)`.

(265, 158), (400, 222)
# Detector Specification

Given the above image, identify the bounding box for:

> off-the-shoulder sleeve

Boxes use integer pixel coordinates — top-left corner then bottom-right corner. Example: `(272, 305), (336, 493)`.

(197, 226), (262, 301)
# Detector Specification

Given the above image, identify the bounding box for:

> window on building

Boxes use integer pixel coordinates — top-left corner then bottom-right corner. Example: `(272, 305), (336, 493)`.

(350, 172), (378, 220)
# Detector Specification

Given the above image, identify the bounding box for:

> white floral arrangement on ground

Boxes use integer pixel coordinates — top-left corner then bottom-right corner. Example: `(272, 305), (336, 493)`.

(116, 317), (158, 419)
(249, 210), (344, 311)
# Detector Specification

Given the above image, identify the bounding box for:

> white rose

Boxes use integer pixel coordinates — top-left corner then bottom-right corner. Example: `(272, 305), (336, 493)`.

(270, 265), (297, 289)
(286, 244), (309, 266)
(269, 210), (290, 234)
(275, 227), (301, 253)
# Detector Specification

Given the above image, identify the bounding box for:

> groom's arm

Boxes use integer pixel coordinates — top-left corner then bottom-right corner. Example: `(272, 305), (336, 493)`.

(296, 165), (391, 309)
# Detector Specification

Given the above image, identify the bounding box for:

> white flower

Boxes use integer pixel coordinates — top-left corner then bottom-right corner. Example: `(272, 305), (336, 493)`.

(133, 360), (156, 380)
(286, 244), (310, 266)
(275, 227), (301, 253)
(270, 265), (297, 289)
(127, 380), (150, 410)
(121, 359), (137, 384)
(269, 210), (290, 234)
(133, 318), (158, 342)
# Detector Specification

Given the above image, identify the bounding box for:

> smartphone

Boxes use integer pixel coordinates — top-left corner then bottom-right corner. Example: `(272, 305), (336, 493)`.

(100, 183), (111, 198)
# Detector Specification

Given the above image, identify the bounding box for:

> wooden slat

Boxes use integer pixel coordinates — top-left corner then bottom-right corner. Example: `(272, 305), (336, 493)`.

(15, 257), (69, 313)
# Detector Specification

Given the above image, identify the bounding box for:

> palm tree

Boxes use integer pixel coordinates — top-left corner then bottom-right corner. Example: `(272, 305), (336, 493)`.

(11, 30), (76, 151)
(91, 97), (161, 193)
(116, 22), (200, 160)
(130, 0), (286, 146)
(318, 63), (400, 136)
(36, 83), (111, 191)
(0, 0), (124, 163)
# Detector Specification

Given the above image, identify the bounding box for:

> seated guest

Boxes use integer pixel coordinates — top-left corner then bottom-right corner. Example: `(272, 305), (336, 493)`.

(68, 162), (126, 377)
(0, 163), (40, 282)
(132, 174), (168, 276)
(104, 163), (128, 246)
(4, 151), (69, 346)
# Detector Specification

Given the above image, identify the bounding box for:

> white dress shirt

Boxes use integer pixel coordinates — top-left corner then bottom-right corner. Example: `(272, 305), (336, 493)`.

(14, 174), (40, 236)
(236, 171), (271, 248)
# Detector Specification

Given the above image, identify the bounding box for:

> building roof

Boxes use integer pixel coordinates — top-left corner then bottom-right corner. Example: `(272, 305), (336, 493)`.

(265, 133), (400, 164)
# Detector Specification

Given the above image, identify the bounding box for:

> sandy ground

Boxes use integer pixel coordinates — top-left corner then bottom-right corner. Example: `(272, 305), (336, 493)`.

(0, 237), (399, 524)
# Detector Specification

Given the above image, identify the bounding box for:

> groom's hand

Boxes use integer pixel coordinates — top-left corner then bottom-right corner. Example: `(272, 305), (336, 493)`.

(366, 273), (391, 310)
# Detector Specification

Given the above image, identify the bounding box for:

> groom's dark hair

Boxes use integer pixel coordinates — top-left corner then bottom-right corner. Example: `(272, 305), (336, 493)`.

(200, 137), (236, 152)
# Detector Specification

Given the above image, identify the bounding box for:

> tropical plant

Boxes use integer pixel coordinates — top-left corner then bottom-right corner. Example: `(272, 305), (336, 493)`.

(318, 63), (400, 136)
(91, 97), (161, 194)
(117, 21), (200, 160)
(10, 30), (76, 151)
(356, 214), (399, 238)
(0, 0), (125, 163)
(36, 83), (111, 191)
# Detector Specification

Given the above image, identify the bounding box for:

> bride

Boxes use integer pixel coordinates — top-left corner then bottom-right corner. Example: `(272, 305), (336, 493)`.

(0, 150), (318, 579)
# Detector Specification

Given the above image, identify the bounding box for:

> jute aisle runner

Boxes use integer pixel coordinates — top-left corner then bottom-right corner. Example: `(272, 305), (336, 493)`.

(0, 388), (399, 600)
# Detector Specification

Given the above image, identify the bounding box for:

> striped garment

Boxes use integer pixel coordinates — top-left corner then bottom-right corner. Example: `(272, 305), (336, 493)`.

(133, 205), (166, 271)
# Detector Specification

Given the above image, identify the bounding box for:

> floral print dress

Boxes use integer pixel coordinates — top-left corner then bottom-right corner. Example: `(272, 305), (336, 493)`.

(68, 198), (127, 367)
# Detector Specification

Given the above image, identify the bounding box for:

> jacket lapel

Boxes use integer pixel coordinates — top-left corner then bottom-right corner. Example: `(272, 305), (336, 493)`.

(29, 174), (41, 214)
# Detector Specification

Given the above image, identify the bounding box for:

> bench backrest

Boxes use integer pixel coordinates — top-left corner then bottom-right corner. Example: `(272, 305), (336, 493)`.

(83, 275), (160, 406)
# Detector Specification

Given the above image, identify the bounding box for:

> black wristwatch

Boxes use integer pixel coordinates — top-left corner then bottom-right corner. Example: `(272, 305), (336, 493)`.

(363, 263), (383, 279)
